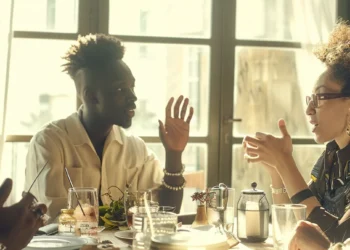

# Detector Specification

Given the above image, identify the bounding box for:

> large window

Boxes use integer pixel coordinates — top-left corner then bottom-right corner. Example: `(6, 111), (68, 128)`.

(2, 0), (348, 213)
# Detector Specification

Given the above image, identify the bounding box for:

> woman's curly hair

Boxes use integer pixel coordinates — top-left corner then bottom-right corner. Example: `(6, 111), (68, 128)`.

(62, 33), (125, 79)
(313, 20), (350, 92)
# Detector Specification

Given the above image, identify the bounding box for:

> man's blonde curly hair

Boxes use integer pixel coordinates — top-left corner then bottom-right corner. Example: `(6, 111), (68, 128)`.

(313, 20), (350, 92)
(62, 33), (125, 79)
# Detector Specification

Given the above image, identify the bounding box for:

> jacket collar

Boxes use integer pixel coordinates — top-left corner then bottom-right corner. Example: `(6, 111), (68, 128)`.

(326, 140), (350, 175)
(65, 106), (124, 148)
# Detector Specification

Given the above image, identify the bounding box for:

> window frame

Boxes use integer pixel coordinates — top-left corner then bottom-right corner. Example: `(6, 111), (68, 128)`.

(4, 0), (350, 189)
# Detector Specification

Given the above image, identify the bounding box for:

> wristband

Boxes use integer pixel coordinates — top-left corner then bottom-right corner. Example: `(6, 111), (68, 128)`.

(290, 189), (314, 204)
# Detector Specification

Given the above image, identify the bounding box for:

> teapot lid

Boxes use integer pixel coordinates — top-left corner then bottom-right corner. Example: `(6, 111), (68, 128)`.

(241, 182), (265, 195)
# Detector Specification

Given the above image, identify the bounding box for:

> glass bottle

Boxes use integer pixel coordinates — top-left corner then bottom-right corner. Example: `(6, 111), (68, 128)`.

(58, 209), (77, 236)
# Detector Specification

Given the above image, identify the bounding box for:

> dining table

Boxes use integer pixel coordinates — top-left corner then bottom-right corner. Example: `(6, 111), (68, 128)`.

(80, 227), (275, 250)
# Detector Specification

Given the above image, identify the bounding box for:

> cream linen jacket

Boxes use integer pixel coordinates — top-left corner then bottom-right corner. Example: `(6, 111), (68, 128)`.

(24, 109), (163, 219)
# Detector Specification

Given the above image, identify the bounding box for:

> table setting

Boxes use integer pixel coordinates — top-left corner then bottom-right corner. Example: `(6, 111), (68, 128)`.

(24, 177), (307, 250)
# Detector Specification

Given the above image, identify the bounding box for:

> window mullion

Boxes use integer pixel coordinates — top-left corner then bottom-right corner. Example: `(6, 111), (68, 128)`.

(337, 0), (350, 21)
(218, 0), (236, 186)
(97, 0), (109, 33)
(206, 0), (225, 187)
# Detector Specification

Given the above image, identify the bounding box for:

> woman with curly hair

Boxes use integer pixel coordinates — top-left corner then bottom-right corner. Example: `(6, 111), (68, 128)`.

(243, 20), (350, 244)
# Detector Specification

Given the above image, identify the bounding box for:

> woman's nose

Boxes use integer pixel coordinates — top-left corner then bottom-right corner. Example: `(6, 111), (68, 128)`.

(305, 101), (316, 115)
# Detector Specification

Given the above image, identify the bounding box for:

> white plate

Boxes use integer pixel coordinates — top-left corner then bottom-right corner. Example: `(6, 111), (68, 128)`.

(114, 230), (137, 240)
(151, 232), (229, 250)
(24, 236), (87, 250)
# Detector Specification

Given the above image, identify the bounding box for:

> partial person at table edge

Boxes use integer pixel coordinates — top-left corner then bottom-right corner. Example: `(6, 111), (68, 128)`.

(24, 33), (194, 221)
(288, 220), (350, 250)
(0, 178), (47, 250)
(243, 20), (350, 243)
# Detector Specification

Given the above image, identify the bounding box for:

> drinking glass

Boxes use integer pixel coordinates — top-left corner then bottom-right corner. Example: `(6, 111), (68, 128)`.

(272, 204), (307, 250)
(132, 211), (178, 249)
(124, 189), (156, 228)
(68, 187), (99, 236)
(132, 201), (159, 231)
(146, 212), (178, 235)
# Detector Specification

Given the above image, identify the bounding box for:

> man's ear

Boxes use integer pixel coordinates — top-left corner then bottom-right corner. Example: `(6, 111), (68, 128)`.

(74, 69), (98, 105)
(82, 87), (99, 104)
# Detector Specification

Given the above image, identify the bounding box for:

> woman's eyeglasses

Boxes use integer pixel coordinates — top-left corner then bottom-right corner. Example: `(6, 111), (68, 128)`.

(306, 93), (350, 108)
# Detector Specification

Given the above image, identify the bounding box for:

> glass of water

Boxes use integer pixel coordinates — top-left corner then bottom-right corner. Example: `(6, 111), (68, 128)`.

(133, 211), (178, 249)
(149, 212), (178, 235)
(124, 189), (155, 229)
(132, 203), (159, 232)
(272, 204), (307, 250)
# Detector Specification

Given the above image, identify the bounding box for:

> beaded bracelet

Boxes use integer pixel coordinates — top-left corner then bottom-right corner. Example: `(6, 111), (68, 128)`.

(163, 165), (185, 176)
(162, 178), (186, 191)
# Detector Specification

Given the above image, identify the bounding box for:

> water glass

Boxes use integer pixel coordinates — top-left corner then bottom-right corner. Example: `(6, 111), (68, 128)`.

(68, 187), (99, 235)
(143, 212), (178, 235)
(133, 212), (178, 249)
(132, 204), (159, 232)
(223, 188), (235, 233)
(272, 204), (307, 250)
(124, 189), (155, 228)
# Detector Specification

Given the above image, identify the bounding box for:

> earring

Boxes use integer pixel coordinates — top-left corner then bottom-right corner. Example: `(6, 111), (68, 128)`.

(347, 127), (350, 136)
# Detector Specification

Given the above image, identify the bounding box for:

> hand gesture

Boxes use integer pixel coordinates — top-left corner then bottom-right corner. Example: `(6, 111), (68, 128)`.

(0, 178), (47, 250)
(158, 95), (194, 152)
(288, 220), (330, 250)
(243, 119), (293, 167)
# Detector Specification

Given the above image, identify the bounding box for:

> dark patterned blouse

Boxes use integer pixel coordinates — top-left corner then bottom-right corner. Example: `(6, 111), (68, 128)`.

(307, 141), (350, 243)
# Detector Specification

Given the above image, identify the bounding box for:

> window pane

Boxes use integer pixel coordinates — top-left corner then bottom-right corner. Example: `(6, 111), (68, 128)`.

(236, 0), (335, 41)
(147, 143), (207, 213)
(232, 144), (324, 214)
(1, 142), (29, 205)
(14, 0), (78, 33)
(109, 0), (211, 38)
(6, 39), (76, 134)
(233, 47), (323, 137)
(124, 43), (210, 136)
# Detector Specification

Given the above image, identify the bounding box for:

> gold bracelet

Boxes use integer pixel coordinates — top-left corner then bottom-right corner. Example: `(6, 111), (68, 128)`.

(162, 178), (186, 191)
(163, 165), (185, 176)
(270, 184), (287, 194)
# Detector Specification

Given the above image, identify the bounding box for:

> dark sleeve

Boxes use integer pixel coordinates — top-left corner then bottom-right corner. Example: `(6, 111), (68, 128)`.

(307, 206), (350, 243)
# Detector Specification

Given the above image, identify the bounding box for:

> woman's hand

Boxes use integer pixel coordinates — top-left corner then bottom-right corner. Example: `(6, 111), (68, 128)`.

(288, 220), (331, 250)
(243, 119), (293, 168)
